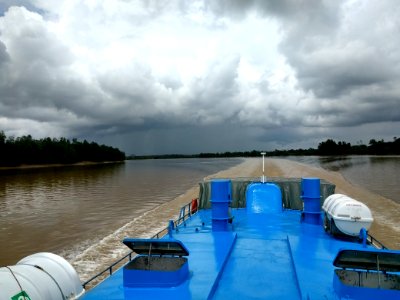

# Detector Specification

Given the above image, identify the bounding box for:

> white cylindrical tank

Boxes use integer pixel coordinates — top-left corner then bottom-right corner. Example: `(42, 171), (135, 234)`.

(322, 194), (348, 213)
(0, 252), (84, 300)
(322, 194), (373, 236)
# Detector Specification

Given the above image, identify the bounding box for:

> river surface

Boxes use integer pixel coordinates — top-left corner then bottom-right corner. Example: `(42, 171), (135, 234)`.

(0, 158), (243, 266)
(285, 155), (400, 204)
(1, 156), (399, 271)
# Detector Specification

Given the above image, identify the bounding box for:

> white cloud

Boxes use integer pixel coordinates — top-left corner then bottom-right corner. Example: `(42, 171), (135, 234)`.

(0, 1), (400, 153)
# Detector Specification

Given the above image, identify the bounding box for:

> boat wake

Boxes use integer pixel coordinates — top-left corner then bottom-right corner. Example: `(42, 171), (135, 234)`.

(67, 209), (172, 282)
(61, 187), (197, 282)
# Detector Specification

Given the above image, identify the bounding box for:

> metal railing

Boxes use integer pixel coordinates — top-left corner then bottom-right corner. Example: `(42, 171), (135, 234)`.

(82, 199), (198, 289)
(82, 252), (133, 289)
(151, 199), (197, 239)
(367, 234), (387, 250)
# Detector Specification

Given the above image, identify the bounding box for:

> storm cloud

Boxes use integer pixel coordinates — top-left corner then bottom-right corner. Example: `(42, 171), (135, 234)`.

(0, 1), (399, 154)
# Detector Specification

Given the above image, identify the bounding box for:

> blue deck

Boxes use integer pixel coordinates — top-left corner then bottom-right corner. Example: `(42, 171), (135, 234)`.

(82, 208), (373, 299)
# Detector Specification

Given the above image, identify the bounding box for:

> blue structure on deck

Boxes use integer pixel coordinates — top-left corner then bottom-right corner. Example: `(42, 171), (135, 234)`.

(246, 182), (282, 214)
(301, 177), (321, 225)
(81, 178), (400, 300)
(211, 179), (231, 231)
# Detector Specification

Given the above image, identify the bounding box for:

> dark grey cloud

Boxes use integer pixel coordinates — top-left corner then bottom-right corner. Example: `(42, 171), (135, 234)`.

(98, 123), (264, 155)
(252, 1), (400, 139)
(0, 1), (399, 154)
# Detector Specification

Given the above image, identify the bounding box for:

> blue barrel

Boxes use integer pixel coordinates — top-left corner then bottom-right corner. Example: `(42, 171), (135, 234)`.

(210, 179), (231, 231)
(301, 178), (321, 225)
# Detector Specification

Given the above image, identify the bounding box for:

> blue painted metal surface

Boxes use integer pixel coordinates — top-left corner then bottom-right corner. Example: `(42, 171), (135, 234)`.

(211, 179), (231, 231)
(81, 230), (237, 300)
(81, 179), (400, 299)
(301, 177), (321, 225)
(245, 182), (282, 213)
(301, 177), (321, 198)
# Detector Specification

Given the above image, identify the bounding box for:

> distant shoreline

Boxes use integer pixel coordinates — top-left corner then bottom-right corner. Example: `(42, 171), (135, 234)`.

(0, 160), (125, 171)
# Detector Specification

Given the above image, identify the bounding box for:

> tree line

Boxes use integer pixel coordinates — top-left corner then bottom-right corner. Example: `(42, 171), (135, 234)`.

(0, 131), (125, 167)
(127, 137), (400, 160)
(315, 138), (400, 155)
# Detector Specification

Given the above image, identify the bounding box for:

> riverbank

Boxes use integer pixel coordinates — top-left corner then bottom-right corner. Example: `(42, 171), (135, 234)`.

(0, 160), (125, 171)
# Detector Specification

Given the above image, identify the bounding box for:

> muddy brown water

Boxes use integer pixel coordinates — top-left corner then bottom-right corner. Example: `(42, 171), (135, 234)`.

(1, 157), (399, 282)
(0, 159), (242, 273)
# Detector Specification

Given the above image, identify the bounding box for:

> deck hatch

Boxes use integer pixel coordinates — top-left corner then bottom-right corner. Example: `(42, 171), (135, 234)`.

(123, 238), (189, 257)
(333, 249), (400, 298)
(122, 238), (190, 288)
(333, 249), (400, 272)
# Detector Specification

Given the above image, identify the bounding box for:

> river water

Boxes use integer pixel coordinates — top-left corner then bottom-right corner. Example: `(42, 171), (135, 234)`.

(1, 156), (399, 273)
(0, 158), (243, 267)
(286, 155), (400, 204)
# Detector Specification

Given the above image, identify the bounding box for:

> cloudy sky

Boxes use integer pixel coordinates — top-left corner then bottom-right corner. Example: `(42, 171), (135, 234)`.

(0, 0), (399, 155)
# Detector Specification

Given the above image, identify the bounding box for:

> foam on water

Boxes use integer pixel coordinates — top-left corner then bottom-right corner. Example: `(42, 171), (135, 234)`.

(0, 158), (245, 266)
(67, 194), (185, 282)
